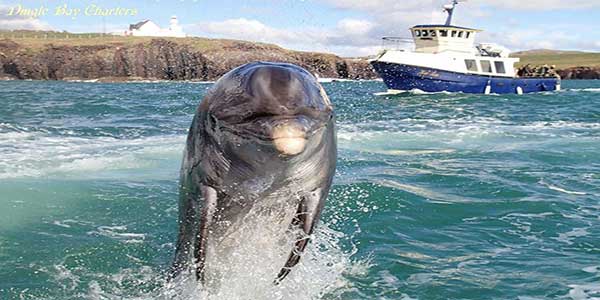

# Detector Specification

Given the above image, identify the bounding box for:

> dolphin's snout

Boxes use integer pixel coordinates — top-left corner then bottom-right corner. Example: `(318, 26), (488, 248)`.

(271, 121), (307, 156)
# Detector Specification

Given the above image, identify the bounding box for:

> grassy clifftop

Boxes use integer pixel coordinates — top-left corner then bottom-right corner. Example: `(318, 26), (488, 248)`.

(512, 49), (600, 69)
(0, 30), (284, 53)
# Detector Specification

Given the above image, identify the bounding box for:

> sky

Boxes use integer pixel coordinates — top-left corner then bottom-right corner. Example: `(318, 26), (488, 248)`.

(0, 0), (599, 57)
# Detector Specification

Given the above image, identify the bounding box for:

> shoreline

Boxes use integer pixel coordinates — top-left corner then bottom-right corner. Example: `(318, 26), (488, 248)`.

(1, 36), (598, 81)
(0, 76), (384, 84)
(1, 76), (595, 84)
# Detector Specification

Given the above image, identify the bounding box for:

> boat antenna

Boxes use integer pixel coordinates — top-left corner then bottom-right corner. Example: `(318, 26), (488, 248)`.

(443, 0), (463, 26)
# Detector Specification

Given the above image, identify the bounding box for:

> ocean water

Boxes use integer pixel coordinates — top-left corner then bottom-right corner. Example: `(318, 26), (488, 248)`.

(0, 79), (599, 300)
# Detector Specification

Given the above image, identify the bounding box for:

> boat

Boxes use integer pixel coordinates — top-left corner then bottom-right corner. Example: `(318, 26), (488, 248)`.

(369, 0), (561, 94)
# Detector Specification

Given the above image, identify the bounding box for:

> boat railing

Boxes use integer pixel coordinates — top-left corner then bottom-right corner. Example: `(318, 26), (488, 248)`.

(380, 37), (415, 51)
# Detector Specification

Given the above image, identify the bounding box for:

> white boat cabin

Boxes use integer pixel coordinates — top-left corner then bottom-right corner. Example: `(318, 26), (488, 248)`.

(411, 25), (479, 54)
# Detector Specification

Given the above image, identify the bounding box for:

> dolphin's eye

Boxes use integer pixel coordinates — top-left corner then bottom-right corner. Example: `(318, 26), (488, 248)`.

(296, 107), (325, 120)
(242, 112), (277, 123)
(207, 113), (219, 132)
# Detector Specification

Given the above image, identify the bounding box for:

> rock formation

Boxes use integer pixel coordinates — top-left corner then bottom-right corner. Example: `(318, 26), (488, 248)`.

(0, 38), (378, 81)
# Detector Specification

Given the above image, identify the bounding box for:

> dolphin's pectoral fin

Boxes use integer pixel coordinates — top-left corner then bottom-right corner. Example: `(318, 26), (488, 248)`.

(275, 189), (323, 283)
(193, 185), (218, 282)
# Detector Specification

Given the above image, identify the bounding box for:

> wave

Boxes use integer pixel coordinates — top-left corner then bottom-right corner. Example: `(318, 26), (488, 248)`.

(0, 130), (185, 179)
(567, 88), (600, 92)
(373, 88), (454, 96)
(2, 115), (597, 179)
(318, 78), (381, 83)
(554, 227), (590, 245)
(582, 266), (599, 274)
(336, 117), (600, 153)
(87, 225), (146, 244)
(64, 79), (217, 84)
(545, 184), (587, 195)
(567, 283), (600, 300)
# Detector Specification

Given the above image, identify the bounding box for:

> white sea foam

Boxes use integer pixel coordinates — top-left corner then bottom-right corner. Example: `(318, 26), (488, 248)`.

(545, 184), (587, 195)
(87, 225), (146, 244)
(336, 117), (600, 154)
(2, 115), (596, 179)
(52, 220), (72, 228)
(568, 88), (600, 93)
(360, 149), (456, 156)
(163, 201), (363, 300)
(0, 131), (185, 179)
(318, 78), (381, 83)
(554, 227), (589, 245)
(582, 266), (599, 273)
(376, 178), (468, 203)
(373, 88), (454, 96)
(567, 283), (600, 300)
(504, 212), (554, 218)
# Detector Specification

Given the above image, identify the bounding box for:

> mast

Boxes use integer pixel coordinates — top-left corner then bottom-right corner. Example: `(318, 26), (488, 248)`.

(443, 0), (460, 26)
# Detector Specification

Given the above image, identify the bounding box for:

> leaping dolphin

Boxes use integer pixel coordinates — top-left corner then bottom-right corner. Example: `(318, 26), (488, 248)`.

(171, 62), (337, 287)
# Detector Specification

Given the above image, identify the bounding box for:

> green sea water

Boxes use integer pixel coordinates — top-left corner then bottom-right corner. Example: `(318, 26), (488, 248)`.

(0, 80), (599, 299)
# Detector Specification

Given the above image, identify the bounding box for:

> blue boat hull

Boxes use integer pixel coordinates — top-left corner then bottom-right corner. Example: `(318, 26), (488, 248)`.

(371, 61), (560, 94)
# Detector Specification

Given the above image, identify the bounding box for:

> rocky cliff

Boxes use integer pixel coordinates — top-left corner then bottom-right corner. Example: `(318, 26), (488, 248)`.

(558, 67), (600, 80)
(0, 37), (377, 81)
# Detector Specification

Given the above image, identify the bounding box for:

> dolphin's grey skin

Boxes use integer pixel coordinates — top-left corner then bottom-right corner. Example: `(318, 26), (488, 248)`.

(171, 62), (336, 285)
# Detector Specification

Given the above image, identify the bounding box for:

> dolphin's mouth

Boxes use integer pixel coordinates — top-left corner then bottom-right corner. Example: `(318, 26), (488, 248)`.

(270, 122), (307, 156)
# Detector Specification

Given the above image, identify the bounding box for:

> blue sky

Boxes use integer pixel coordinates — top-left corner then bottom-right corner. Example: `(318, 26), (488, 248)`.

(1, 0), (599, 56)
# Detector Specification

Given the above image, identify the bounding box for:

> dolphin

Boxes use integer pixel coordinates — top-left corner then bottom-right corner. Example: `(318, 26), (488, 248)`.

(171, 62), (337, 287)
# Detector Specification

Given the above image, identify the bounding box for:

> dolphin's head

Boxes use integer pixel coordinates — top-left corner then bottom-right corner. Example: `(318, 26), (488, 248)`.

(200, 62), (334, 160)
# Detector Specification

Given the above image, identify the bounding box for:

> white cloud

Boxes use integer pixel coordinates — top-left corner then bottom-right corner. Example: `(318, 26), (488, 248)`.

(471, 0), (600, 10)
(190, 18), (299, 44)
(185, 17), (383, 56)
(479, 28), (600, 52)
(0, 6), (52, 30)
(183, 0), (597, 56)
(327, 0), (600, 11)
(336, 19), (374, 36)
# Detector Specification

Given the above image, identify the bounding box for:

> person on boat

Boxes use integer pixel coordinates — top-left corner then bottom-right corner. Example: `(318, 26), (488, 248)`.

(518, 64), (532, 77)
(541, 64), (550, 77)
(549, 65), (560, 78)
(530, 66), (539, 77)
(517, 65), (526, 77)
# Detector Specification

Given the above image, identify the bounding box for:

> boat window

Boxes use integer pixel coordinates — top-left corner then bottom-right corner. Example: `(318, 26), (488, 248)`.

(465, 59), (478, 72)
(439, 30), (448, 37)
(451, 30), (457, 37)
(414, 30), (420, 37)
(480, 60), (492, 73)
(430, 30), (436, 37)
(422, 30), (428, 37)
(494, 61), (506, 74)
(458, 31), (463, 38)
(466, 32), (471, 38)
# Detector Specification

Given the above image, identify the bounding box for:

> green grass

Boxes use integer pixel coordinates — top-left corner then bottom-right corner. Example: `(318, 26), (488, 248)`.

(512, 50), (600, 69)
(0, 30), (288, 53)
